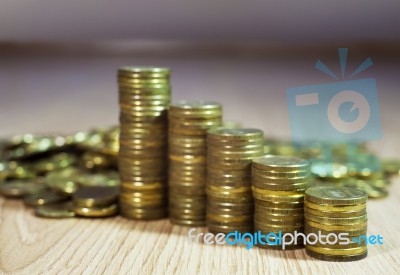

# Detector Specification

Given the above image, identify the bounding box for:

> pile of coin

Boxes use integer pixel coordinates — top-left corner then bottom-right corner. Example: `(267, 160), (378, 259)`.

(168, 101), (222, 226)
(206, 128), (264, 234)
(251, 155), (311, 249)
(117, 67), (170, 220)
(304, 186), (368, 261)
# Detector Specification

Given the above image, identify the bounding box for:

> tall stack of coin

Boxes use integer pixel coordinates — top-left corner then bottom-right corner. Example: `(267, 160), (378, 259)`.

(252, 155), (311, 249)
(117, 67), (170, 220)
(168, 101), (222, 226)
(207, 128), (264, 234)
(304, 186), (368, 261)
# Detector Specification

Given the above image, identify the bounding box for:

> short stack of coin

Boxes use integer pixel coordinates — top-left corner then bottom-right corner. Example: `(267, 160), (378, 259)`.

(206, 128), (264, 234)
(252, 155), (311, 249)
(117, 67), (170, 220)
(304, 186), (368, 261)
(168, 101), (222, 226)
(73, 186), (119, 218)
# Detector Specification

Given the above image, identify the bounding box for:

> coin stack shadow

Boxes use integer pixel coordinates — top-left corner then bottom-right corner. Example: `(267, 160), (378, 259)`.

(251, 155), (311, 249)
(168, 101), (222, 226)
(206, 128), (264, 234)
(305, 186), (368, 261)
(117, 67), (170, 220)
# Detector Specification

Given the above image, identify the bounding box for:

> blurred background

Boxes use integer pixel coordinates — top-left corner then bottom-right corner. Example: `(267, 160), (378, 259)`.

(0, 0), (399, 157)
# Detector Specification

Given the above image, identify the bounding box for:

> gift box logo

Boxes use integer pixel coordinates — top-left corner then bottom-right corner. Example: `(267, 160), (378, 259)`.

(287, 48), (382, 144)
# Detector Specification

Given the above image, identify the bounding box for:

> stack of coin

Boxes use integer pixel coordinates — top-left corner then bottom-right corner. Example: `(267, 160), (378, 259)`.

(117, 67), (170, 220)
(252, 155), (311, 249)
(304, 186), (368, 261)
(168, 101), (222, 226)
(206, 128), (264, 234)
(73, 186), (119, 218)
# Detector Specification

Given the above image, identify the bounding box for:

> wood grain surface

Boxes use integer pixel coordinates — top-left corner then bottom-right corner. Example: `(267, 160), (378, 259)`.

(0, 45), (399, 274)
(0, 180), (399, 274)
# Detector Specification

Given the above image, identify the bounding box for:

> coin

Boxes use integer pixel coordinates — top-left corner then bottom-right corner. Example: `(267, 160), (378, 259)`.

(0, 180), (45, 198)
(304, 207), (366, 218)
(74, 172), (120, 187)
(73, 186), (119, 207)
(305, 186), (367, 205)
(74, 203), (118, 218)
(45, 167), (80, 195)
(252, 155), (311, 172)
(306, 245), (367, 256)
(304, 213), (368, 225)
(24, 190), (69, 206)
(306, 250), (368, 262)
(35, 201), (75, 218)
(382, 159), (400, 176)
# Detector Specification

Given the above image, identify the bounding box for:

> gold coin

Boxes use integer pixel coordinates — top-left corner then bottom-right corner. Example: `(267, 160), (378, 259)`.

(306, 245), (367, 256)
(45, 168), (80, 194)
(255, 198), (303, 207)
(0, 180), (45, 198)
(255, 203), (303, 213)
(306, 250), (367, 262)
(305, 213), (367, 225)
(207, 213), (252, 223)
(305, 186), (367, 205)
(382, 159), (400, 176)
(252, 191), (304, 203)
(208, 128), (264, 141)
(169, 218), (206, 227)
(252, 179), (309, 191)
(304, 207), (366, 218)
(252, 168), (311, 178)
(306, 220), (368, 231)
(75, 172), (120, 187)
(253, 223), (304, 232)
(120, 207), (167, 220)
(304, 199), (366, 212)
(252, 155), (311, 172)
(74, 204), (118, 218)
(73, 186), (119, 207)
(304, 224), (368, 237)
(24, 190), (69, 207)
(35, 201), (75, 218)
(251, 186), (305, 196)
(118, 66), (170, 76)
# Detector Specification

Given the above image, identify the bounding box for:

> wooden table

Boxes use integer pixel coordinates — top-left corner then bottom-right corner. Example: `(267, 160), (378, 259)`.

(1, 44), (399, 274)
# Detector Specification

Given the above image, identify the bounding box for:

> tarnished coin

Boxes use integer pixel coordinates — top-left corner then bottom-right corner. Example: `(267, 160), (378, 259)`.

(382, 159), (400, 176)
(45, 168), (80, 194)
(0, 180), (45, 198)
(24, 190), (69, 206)
(74, 172), (120, 187)
(73, 186), (119, 207)
(35, 201), (75, 218)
